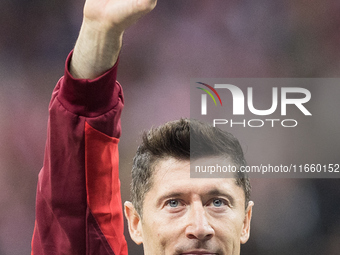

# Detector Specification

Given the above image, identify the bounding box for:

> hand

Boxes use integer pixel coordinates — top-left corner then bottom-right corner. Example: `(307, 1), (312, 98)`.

(83, 0), (157, 33)
(70, 0), (157, 79)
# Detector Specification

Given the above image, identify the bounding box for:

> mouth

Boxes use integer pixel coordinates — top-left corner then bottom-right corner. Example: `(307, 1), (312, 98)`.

(181, 251), (218, 255)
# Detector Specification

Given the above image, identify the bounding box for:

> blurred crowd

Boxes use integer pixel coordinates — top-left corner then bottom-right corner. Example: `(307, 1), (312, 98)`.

(1, 0), (340, 254)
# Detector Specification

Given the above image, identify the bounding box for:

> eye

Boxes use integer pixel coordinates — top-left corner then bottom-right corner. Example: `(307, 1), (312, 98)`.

(167, 199), (179, 207)
(212, 199), (224, 207)
(164, 199), (186, 214)
(208, 198), (230, 208)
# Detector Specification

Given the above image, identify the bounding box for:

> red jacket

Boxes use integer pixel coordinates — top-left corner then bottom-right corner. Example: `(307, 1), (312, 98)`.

(31, 52), (128, 255)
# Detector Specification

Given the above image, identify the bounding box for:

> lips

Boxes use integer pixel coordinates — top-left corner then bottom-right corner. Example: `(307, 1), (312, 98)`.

(181, 251), (218, 255)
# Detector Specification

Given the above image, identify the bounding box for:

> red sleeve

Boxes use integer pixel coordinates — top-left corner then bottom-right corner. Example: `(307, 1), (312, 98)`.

(31, 51), (128, 255)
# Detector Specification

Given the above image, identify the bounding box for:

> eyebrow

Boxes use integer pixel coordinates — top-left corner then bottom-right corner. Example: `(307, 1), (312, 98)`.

(205, 189), (235, 206)
(161, 192), (183, 198)
(156, 192), (185, 206)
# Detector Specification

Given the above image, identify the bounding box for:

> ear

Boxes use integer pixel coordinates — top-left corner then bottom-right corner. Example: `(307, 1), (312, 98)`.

(124, 201), (143, 245)
(240, 201), (254, 244)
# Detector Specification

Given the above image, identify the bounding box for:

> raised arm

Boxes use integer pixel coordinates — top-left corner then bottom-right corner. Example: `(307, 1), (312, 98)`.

(31, 1), (156, 255)
(70, 0), (157, 79)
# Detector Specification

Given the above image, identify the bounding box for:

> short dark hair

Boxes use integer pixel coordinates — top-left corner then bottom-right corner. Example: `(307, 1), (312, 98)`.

(131, 118), (251, 216)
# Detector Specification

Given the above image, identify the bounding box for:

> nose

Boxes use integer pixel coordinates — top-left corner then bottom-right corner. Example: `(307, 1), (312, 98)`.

(185, 202), (215, 241)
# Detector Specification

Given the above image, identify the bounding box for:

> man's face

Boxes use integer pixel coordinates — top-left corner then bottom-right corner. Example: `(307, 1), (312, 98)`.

(125, 157), (253, 255)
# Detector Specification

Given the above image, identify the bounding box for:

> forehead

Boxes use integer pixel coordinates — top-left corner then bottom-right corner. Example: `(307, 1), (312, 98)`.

(149, 157), (245, 203)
